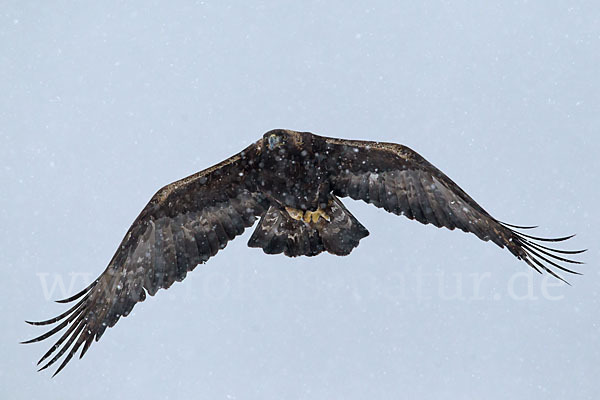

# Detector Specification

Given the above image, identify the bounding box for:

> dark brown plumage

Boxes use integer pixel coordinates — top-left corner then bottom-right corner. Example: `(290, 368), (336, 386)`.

(24, 129), (585, 376)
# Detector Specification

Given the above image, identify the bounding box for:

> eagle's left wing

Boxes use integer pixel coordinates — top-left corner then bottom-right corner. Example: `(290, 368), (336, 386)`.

(321, 136), (585, 281)
(23, 141), (268, 376)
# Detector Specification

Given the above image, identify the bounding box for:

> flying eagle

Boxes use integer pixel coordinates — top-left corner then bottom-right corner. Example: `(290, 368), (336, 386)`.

(24, 129), (584, 375)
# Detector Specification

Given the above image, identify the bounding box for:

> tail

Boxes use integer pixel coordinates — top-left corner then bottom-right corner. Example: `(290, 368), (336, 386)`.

(248, 195), (369, 257)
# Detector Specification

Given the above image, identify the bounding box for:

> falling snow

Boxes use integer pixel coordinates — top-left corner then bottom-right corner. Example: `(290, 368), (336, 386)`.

(4, 2), (598, 400)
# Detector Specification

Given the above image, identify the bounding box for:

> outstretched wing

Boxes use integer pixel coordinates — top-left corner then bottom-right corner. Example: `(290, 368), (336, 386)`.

(24, 141), (268, 376)
(322, 136), (585, 281)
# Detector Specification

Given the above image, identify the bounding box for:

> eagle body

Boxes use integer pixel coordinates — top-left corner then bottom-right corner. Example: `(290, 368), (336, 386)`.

(258, 130), (331, 211)
(24, 129), (584, 376)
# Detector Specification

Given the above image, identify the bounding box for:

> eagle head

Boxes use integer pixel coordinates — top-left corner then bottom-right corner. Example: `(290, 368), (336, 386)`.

(260, 129), (315, 177)
(262, 129), (308, 154)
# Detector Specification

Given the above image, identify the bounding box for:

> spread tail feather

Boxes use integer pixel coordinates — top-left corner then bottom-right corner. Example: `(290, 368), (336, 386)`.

(248, 195), (369, 257)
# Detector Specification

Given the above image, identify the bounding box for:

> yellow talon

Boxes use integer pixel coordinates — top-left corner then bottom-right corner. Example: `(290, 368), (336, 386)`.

(307, 209), (331, 223)
(303, 211), (312, 223)
(285, 207), (331, 223)
(285, 207), (304, 221)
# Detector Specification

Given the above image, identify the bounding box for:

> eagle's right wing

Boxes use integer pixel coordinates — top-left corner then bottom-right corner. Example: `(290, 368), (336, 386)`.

(24, 140), (269, 376)
(321, 136), (585, 282)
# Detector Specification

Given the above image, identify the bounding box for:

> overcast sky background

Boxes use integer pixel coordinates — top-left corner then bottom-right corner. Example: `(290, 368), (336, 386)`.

(2, 1), (599, 399)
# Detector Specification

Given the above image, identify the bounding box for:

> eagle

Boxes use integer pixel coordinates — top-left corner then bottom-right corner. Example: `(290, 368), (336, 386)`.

(24, 129), (584, 376)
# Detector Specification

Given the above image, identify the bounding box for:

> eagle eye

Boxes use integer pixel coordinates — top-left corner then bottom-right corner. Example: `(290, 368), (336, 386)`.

(268, 133), (285, 150)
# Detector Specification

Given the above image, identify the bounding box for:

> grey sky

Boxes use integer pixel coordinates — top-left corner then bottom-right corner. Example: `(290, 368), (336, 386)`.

(2, 1), (599, 399)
